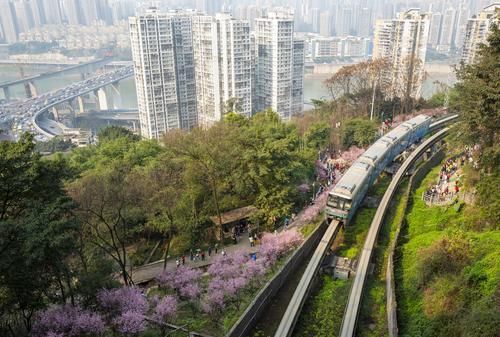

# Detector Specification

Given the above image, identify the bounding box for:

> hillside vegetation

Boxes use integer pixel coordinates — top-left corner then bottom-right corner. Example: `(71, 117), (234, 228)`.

(396, 23), (500, 337)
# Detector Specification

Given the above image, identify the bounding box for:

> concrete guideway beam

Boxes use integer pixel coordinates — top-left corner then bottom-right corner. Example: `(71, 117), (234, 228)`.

(339, 127), (452, 337)
(274, 220), (342, 337)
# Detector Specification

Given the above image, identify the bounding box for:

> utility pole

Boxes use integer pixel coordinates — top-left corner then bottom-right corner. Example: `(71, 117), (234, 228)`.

(370, 80), (377, 120)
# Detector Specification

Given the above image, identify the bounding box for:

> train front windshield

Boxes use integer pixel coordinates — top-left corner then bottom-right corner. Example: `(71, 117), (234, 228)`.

(328, 195), (352, 211)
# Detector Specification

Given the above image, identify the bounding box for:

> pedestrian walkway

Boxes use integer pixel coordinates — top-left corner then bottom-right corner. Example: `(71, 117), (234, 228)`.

(131, 238), (257, 284)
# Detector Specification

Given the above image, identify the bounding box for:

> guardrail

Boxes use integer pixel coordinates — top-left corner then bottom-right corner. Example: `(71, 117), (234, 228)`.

(339, 126), (451, 337)
(273, 220), (342, 337)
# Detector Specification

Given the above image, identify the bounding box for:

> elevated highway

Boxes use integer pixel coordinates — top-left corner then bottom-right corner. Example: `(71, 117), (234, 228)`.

(32, 66), (134, 138)
(0, 65), (133, 140)
(0, 57), (113, 99)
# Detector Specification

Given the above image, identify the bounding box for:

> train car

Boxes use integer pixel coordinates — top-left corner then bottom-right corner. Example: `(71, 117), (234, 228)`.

(326, 115), (431, 224)
(326, 161), (373, 223)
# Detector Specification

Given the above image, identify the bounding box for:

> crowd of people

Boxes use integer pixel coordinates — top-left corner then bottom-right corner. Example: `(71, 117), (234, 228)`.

(423, 147), (478, 204)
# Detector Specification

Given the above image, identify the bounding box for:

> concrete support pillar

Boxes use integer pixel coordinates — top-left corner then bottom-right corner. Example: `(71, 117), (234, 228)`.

(95, 88), (109, 111)
(52, 106), (59, 122)
(111, 81), (122, 109)
(77, 96), (85, 114)
(28, 81), (38, 97)
(2, 87), (10, 101)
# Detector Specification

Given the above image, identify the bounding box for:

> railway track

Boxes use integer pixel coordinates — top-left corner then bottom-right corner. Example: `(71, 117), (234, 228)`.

(339, 117), (457, 337)
(274, 115), (458, 337)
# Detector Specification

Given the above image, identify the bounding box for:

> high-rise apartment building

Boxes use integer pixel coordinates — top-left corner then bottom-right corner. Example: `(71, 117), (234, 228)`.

(0, 1), (18, 43)
(461, 3), (499, 65)
(41, 0), (62, 24)
(63, 0), (82, 25)
(373, 9), (430, 99)
(428, 12), (442, 48)
(454, 4), (471, 51)
(254, 8), (304, 119)
(13, 0), (34, 33)
(436, 7), (456, 53)
(192, 13), (252, 127)
(319, 11), (332, 37)
(129, 9), (198, 139)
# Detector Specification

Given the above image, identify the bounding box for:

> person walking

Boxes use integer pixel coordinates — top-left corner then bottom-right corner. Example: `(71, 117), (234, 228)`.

(201, 251), (205, 261)
(221, 249), (226, 257)
(181, 255), (185, 265)
(215, 243), (219, 254)
(176, 258), (180, 268)
(189, 249), (194, 261)
(208, 246), (212, 257)
(249, 236), (254, 247)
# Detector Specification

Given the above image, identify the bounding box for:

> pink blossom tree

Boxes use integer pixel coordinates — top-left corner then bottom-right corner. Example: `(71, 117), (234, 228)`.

(260, 228), (303, 261)
(341, 146), (365, 164)
(32, 304), (105, 337)
(97, 287), (148, 334)
(152, 295), (177, 323)
(157, 265), (202, 301)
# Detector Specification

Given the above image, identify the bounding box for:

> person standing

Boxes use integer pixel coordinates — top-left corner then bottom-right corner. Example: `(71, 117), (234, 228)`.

(176, 258), (180, 268)
(215, 243), (219, 254)
(201, 251), (205, 261)
(208, 246), (212, 257)
(181, 255), (185, 265)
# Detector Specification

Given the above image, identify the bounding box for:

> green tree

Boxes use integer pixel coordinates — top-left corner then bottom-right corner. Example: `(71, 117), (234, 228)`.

(237, 111), (309, 229)
(341, 118), (378, 148)
(97, 125), (140, 143)
(134, 153), (188, 269)
(0, 134), (80, 336)
(67, 166), (144, 285)
(455, 23), (500, 169)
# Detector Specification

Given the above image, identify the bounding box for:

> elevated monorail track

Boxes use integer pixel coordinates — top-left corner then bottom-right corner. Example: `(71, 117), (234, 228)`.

(339, 122), (455, 337)
(274, 220), (342, 337)
(274, 114), (457, 337)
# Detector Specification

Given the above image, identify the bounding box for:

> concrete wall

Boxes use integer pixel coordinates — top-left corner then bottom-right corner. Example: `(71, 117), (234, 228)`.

(386, 148), (445, 337)
(226, 220), (328, 337)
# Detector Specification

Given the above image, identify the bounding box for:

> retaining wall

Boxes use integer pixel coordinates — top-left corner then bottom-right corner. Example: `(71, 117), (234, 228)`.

(226, 220), (328, 337)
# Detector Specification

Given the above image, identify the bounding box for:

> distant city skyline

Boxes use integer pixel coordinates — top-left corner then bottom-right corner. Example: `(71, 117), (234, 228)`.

(0, 0), (495, 45)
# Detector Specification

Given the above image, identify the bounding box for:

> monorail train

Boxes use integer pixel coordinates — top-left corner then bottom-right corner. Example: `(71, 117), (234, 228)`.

(326, 114), (432, 224)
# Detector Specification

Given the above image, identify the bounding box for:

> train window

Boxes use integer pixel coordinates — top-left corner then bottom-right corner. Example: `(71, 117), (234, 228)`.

(328, 196), (340, 208)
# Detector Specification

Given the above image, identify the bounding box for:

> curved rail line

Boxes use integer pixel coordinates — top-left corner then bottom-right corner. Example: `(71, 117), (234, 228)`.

(274, 114), (458, 337)
(339, 126), (452, 337)
(274, 219), (342, 337)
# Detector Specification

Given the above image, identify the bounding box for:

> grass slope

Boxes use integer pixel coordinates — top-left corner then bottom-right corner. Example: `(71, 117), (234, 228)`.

(395, 164), (500, 337)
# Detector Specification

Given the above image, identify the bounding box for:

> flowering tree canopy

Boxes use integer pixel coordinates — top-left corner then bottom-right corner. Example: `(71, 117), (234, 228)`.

(152, 295), (178, 323)
(341, 146), (365, 164)
(32, 305), (105, 337)
(97, 287), (148, 316)
(157, 265), (202, 300)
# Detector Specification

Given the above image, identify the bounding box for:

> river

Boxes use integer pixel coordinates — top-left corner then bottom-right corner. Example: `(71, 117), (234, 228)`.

(0, 61), (455, 111)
